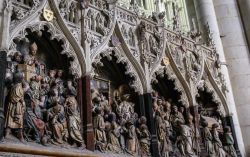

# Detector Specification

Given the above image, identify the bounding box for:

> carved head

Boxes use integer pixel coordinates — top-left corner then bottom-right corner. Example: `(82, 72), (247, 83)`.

(179, 106), (185, 113)
(57, 70), (63, 77)
(50, 87), (59, 97)
(92, 96), (101, 103)
(212, 123), (219, 130)
(13, 71), (24, 83)
(139, 116), (147, 125)
(201, 121), (208, 128)
(224, 126), (231, 133)
(188, 114), (193, 124)
(13, 52), (22, 63)
(95, 107), (103, 115)
(35, 75), (42, 82)
(140, 124), (148, 131)
(29, 42), (38, 56)
(67, 80), (73, 87)
(100, 94), (106, 101)
(172, 105), (178, 113)
(157, 98), (163, 106)
(108, 112), (116, 122)
(67, 86), (77, 97)
(176, 119), (184, 126)
(122, 94), (130, 101)
(49, 69), (56, 78)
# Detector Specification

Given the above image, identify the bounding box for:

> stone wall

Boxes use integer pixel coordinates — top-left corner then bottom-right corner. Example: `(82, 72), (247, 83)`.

(213, 0), (250, 155)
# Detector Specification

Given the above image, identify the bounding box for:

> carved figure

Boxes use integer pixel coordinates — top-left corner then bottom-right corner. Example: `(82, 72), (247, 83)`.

(170, 105), (185, 129)
(176, 120), (196, 157)
(128, 28), (135, 47)
(24, 42), (39, 67)
(137, 124), (151, 157)
(64, 82), (84, 146)
(188, 115), (201, 156)
(211, 123), (226, 157)
(46, 69), (56, 86)
(125, 119), (137, 155)
(47, 93), (68, 144)
(154, 109), (170, 157)
(223, 126), (237, 157)
(93, 107), (107, 152)
(106, 113), (122, 153)
(117, 94), (134, 122)
(5, 72), (26, 142)
(11, 52), (23, 73)
(201, 121), (214, 156)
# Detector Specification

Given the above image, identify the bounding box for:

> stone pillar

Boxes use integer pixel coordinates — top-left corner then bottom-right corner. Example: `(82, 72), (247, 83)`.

(0, 51), (6, 141)
(237, 0), (250, 49)
(213, 0), (250, 156)
(135, 94), (145, 117)
(189, 105), (200, 155)
(143, 93), (160, 157)
(81, 75), (94, 150)
(193, 0), (245, 155)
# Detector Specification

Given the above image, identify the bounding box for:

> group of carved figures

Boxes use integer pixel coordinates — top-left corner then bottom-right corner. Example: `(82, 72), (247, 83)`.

(2, 43), (237, 156)
(59, 0), (80, 24)
(91, 88), (151, 156)
(4, 42), (84, 147)
(152, 91), (237, 157)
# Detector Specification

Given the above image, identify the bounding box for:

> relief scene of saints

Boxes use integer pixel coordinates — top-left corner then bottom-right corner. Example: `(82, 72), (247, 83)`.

(4, 42), (84, 148)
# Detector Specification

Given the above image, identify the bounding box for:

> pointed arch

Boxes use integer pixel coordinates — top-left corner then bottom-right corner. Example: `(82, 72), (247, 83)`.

(8, 21), (85, 78)
(196, 62), (230, 116)
(92, 46), (143, 94)
(114, 22), (148, 93)
(153, 41), (193, 107)
(151, 65), (190, 107)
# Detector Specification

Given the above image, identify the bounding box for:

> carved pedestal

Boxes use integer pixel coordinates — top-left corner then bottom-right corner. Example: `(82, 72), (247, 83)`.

(0, 51), (7, 141)
(143, 93), (160, 157)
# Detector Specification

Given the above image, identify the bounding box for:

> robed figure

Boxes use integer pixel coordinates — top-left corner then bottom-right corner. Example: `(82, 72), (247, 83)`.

(5, 72), (26, 142)
(64, 85), (84, 146)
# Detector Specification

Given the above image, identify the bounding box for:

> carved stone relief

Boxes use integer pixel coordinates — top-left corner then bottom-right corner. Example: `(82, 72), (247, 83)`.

(0, 0), (234, 156)
(10, 0), (42, 31)
(4, 40), (84, 148)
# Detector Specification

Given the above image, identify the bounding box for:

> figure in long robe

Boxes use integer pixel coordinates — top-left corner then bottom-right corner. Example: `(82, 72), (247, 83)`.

(211, 123), (226, 157)
(5, 72), (26, 142)
(93, 107), (107, 152)
(202, 121), (214, 156)
(223, 126), (237, 157)
(64, 85), (84, 147)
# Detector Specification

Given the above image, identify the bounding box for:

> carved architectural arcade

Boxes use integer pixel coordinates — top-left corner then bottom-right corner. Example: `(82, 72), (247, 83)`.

(0, 0), (239, 157)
